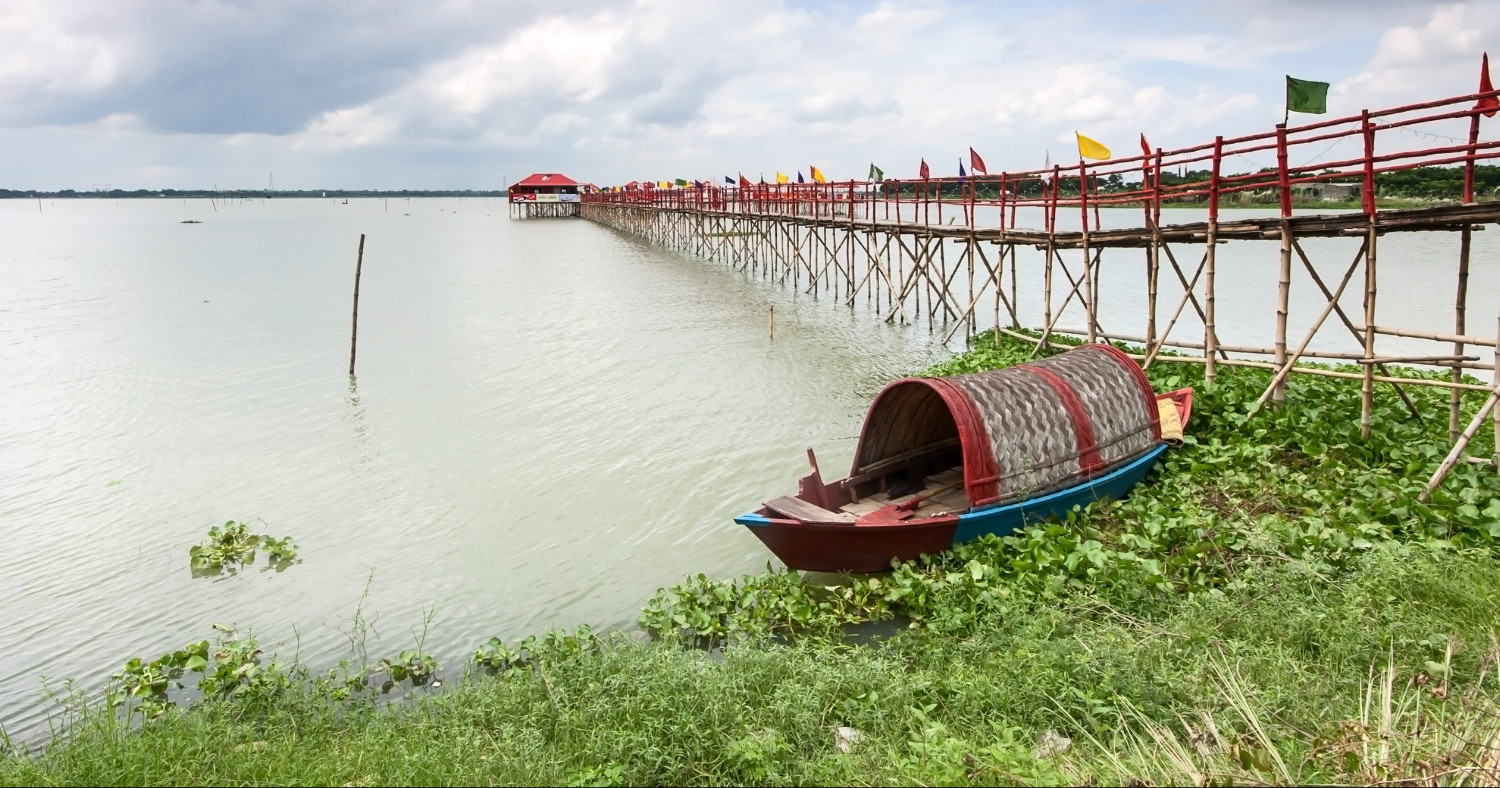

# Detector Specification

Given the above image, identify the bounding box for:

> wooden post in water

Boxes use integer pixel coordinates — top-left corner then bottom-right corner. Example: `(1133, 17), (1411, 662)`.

(349, 234), (366, 377)
(769, 305), (775, 340)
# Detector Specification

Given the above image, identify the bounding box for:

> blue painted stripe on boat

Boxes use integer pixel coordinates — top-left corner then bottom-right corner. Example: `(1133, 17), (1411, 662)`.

(952, 443), (1166, 543)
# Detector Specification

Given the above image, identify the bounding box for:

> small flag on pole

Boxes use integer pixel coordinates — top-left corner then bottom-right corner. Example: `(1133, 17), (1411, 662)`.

(1478, 53), (1498, 118)
(739, 174), (752, 188)
(868, 163), (884, 182)
(969, 148), (987, 175)
(1286, 76), (1329, 115)
(810, 166), (827, 183)
(1076, 132), (1111, 160)
(919, 158), (930, 179)
(776, 172), (789, 184)
(958, 161), (967, 179)
(724, 176), (735, 185)
(797, 171), (805, 184)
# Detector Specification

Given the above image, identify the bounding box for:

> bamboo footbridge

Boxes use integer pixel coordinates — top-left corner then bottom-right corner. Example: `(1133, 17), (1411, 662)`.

(575, 88), (1500, 474)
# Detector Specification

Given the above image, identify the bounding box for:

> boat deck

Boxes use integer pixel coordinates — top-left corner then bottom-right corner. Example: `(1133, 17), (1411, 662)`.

(839, 467), (970, 519)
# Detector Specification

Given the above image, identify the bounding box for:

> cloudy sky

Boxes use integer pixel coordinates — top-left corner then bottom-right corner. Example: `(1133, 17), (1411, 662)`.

(1, 0), (1495, 190)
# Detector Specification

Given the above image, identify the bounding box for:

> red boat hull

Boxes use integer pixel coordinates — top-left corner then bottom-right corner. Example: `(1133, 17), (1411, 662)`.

(742, 512), (959, 573)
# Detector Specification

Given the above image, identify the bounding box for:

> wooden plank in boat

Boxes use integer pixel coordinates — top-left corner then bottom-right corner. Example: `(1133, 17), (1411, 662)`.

(840, 499), (890, 516)
(840, 491), (899, 515)
(765, 496), (856, 522)
(925, 468), (964, 487)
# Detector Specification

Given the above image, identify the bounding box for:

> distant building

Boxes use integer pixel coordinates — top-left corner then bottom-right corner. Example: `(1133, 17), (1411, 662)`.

(508, 173), (581, 204)
(1293, 181), (1361, 201)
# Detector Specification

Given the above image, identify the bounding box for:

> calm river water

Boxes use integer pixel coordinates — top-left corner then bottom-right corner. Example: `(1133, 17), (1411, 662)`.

(2, 197), (1494, 742)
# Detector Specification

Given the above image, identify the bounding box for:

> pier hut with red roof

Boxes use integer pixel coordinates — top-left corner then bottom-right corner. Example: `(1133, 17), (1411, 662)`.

(508, 173), (581, 218)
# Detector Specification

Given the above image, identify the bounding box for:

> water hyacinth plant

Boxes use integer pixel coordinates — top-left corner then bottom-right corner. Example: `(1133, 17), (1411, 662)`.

(188, 520), (300, 576)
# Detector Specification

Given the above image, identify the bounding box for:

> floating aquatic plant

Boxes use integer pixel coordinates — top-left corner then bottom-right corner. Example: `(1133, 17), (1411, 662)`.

(188, 521), (299, 576)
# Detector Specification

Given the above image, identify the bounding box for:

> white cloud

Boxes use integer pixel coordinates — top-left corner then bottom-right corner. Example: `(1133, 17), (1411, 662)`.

(1336, 2), (1499, 107)
(0, 1), (140, 120)
(291, 105), (402, 150)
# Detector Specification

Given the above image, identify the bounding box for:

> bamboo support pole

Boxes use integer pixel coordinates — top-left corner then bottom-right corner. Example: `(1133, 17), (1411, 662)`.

(1042, 239), (1054, 350)
(1009, 244), (1019, 329)
(1452, 226), (1472, 441)
(1146, 223), (1159, 349)
(994, 243), (1003, 344)
(1205, 136), (1222, 385)
(1362, 222), (1378, 438)
(1420, 387), (1500, 502)
(1080, 162), (1095, 343)
(1360, 111), (1378, 439)
(1290, 237), (1424, 420)
(1052, 327), (1482, 366)
(1253, 243), (1367, 410)
(1274, 221), (1292, 405)
(1135, 353), (1494, 392)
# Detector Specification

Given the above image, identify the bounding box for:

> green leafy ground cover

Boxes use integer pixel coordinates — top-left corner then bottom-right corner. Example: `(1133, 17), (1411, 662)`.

(5, 333), (1500, 786)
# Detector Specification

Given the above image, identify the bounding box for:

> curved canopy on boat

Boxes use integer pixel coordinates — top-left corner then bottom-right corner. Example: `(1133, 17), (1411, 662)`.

(851, 344), (1162, 508)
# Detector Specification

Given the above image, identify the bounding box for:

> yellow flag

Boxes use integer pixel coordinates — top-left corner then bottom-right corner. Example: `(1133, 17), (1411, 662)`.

(810, 166), (827, 184)
(1076, 132), (1112, 160)
(776, 172), (789, 184)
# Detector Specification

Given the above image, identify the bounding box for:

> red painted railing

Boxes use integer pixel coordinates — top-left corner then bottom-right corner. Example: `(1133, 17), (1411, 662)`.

(583, 88), (1500, 231)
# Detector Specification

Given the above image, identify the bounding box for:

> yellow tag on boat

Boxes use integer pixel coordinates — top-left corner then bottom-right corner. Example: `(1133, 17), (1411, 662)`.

(1157, 398), (1184, 445)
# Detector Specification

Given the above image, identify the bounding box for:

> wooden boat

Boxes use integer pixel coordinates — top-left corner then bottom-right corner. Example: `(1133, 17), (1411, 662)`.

(735, 344), (1193, 573)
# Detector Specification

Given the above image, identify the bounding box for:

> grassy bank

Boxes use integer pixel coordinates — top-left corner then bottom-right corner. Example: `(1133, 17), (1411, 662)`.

(5, 334), (1500, 786)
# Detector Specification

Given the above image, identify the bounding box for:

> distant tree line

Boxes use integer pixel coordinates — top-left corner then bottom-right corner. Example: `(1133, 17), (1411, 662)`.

(0, 188), (512, 199)
(876, 164), (1500, 201)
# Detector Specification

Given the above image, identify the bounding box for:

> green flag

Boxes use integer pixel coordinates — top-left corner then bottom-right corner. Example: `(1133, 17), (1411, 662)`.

(868, 163), (884, 182)
(674, 178), (688, 187)
(1286, 76), (1329, 115)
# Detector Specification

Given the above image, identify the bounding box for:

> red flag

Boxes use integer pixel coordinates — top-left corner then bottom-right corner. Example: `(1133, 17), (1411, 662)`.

(919, 158), (930, 179)
(1478, 53), (1498, 118)
(739, 174), (752, 188)
(1140, 133), (1152, 159)
(969, 147), (987, 175)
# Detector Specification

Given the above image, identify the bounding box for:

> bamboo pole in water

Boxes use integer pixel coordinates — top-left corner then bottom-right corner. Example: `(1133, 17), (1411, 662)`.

(349, 233), (366, 377)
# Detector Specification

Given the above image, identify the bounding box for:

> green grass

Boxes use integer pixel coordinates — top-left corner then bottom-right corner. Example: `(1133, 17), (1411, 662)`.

(6, 332), (1500, 786)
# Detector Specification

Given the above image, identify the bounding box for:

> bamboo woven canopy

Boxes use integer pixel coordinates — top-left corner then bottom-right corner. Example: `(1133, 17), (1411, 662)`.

(853, 344), (1161, 508)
